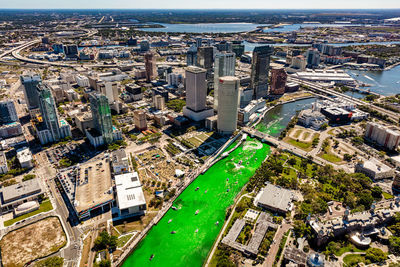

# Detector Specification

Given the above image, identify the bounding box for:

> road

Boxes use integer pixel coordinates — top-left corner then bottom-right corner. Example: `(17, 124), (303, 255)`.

(288, 76), (400, 122)
(263, 223), (292, 267)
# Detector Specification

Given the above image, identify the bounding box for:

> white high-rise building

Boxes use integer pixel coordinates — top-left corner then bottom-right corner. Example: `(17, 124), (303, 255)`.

(183, 66), (213, 121)
(214, 52), (235, 110)
(75, 75), (90, 87)
(217, 76), (240, 134)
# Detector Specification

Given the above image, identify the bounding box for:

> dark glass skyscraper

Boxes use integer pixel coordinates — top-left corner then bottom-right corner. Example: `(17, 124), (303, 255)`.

(89, 93), (113, 145)
(0, 100), (18, 124)
(250, 45), (274, 99)
(20, 74), (42, 110)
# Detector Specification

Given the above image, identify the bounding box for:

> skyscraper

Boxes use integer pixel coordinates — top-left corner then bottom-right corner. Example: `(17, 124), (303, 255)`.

(186, 45), (198, 66)
(145, 52), (157, 82)
(63, 44), (79, 59)
(306, 48), (320, 68)
(214, 52), (235, 110)
(183, 66), (213, 121)
(0, 100), (18, 124)
(250, 45), (274, 99)
(89, 93), (113, 145)
(197, 46), (214, 73)
(38, 85), (61, 141)
(133, 110), (147, 131)
(195, 37), (202, 48)
(217, 77), (240, 134)
(269, 67), (288, 95)
(20, 74), (42, 110)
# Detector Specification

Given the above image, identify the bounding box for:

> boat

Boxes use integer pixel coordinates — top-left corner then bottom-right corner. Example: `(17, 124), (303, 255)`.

(216, 221), (219, 225)
(171, 231), (176, 234)
(168, 219), (172, 223)
(195, 229), (199, 233)
(195, 187), (199, 191)
(238, 160), (242, 165)
(172, 206), (178, 210)
(205, 190), (208, 193)
(227, 188), (230, 192)
(195, 210), (199, 215)
(149, 254), (155, 261)
(226, 178), (229, 181)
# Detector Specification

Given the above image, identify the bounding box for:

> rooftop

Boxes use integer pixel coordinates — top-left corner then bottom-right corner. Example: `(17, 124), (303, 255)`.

(115, 172), (146, 210)
(1, 178), (42, 205)
(255, 183), (294, 213)
(74, 158), (113, 214)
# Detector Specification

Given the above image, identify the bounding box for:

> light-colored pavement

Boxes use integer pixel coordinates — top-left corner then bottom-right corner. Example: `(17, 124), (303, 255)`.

(263, 223), (292, 267)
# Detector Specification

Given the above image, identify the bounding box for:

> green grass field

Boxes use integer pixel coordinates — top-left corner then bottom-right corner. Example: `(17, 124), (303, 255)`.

(117, 234), (134, 248)
(4, 200), (53, 227)
(383, 192), (394, 199)
(343, 254), (366, 266)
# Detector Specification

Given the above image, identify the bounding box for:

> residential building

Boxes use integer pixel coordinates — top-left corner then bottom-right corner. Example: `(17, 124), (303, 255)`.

(20, 74), (41, 111)
(365, 122), (400, 151)
(145, 52), (157, 82)
(0, 122), (23, 138)
(167, 73), (184, 87)
(306, 48), (320, 68)
(16, 147), (34, 169)
(183, 66), (213, 121)
(133, 110), (147, 131)
(0, 100), (18, 124)
(89, 93), (114, 145)
(217, 76), (240, 134)
(186, 45), (198, 66)
(214, 52), (235, 110)
(250, 45), (274, 99)
(269, 67), (287, 95)
(154, 95), (165, 110)
(0, 151), (8, 174)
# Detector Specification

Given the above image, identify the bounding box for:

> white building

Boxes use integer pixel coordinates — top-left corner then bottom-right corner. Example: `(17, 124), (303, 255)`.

(154, 95), (165, 110)
(298, 107), (328, 130)
(112, 149), (130, 175)
(355, 158), (395, 180)
(16, 147), (34, 169)
(167, 73), (183, 87)
(0, 151), (8, 174)
(365, 122), (400, 151)
(112, 172), (146, 220)
(238, 99), (266, 125)
(217, 76), (240, 134)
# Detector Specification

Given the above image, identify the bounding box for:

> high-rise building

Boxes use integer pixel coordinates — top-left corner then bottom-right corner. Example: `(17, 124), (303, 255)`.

(290, 55), (307, 71)
(214, 52), (235, 110)
(195, 37), (202, 48)
(0, 100), (18, 124)
(250, 45), (274, 99)
(197, 46), (214, 72)
(186, 45), (198, 66)
(133, 110), (147, 131)
(21, 74), (42, 110)
(140, 40), (150, 52)
(145, 52), (157, 82)
(89, 93), (113, 145)
(365, 122), (400, 151)
(154, 95), (165, 110)
(183, 66), (213, 121)
(216, 41), (232, 52)
(306, 48), (320, 68)
(36, 84), (71, 144)
(217, 77), (240, 134)
(232, 41), (245, 58)
(63, 44), (79, 59)
(269, 68), (288, 95)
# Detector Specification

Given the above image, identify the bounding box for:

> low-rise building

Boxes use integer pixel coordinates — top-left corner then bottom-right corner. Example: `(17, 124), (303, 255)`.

(298, 108), (328, 130)
(254, 183), (294, 214)
(0, 122), (23, 138)
(0, 178), (43, 213)
(355, 158), (395, 180)
(112, 172), (146, 220)
(112, 149), (130, 175)
(237, 99), (266, 125)
(16, 147), (34, 169)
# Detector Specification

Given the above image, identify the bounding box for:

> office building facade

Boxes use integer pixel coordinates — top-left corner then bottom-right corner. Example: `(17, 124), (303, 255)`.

(90, 93), (114, 145)
(250, 46), (273, 99)
(269, 68), (288, 95)
(214, 52), (235, 110)
(145, 52), (157, 82)
(217, 77), (240, 134)
(21, 74), (42, 111)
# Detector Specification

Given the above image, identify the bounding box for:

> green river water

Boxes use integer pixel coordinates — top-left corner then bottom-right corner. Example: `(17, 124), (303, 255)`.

(122, 137), (271, 267)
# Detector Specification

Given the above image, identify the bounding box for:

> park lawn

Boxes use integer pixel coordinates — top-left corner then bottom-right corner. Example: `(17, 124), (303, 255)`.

(287, 138), (312, 150)
(334, 244), (365, 256)
(383, 192), (394, 199)
(187, 137), (202, 147)
(343, 254), (366, 266)
(303, 131), (311, 140)
(293, 129), (302, 139)
(320, 153), (343, 163)
(4, 200), (53, 227)
(117, 234), (134, 248)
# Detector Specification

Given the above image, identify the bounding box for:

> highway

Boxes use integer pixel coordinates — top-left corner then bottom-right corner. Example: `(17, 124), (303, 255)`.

(288, 76), (400, 122)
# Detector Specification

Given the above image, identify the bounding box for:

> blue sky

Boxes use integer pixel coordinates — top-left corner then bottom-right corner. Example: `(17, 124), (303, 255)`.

(1, 0), (399, 9)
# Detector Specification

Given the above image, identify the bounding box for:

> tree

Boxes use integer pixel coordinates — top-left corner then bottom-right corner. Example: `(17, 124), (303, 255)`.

(293, 220), (310, 237)
(365, 247), (387, 263)
(35, 256), (64, 267)
(320, 123), (328, 130)
(23, 174), (36, 181)
(343, 154), (352, 161)
(93, 231), (118, 251)
(312, 137), (319, 148)
(98, 260), (111, 267)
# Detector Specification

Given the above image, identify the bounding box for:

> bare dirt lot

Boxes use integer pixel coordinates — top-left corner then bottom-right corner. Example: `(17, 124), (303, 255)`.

(0, 216), (67, 267)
